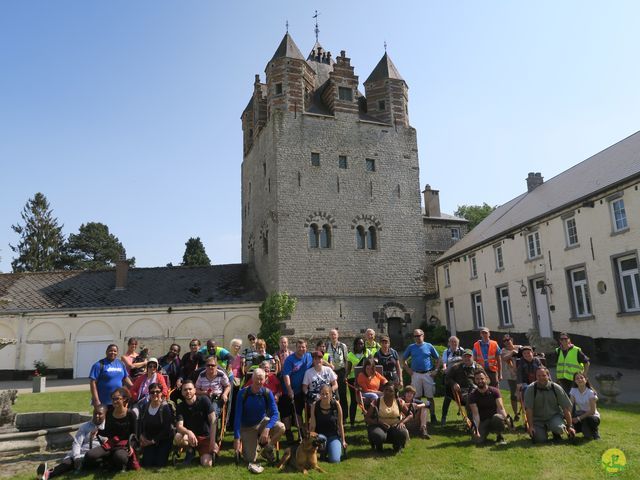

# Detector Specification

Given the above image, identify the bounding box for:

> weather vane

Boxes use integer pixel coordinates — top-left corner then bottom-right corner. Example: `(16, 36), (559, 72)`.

(313, 10), (321, 42)
(384, 40), (387, 53)
(286, 20), (289, 33)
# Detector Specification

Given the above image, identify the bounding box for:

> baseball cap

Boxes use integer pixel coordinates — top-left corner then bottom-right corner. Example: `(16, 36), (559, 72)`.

(462, 349), (473, 356)
(480, 327), (490, 333)
(147, 357), (159, 365)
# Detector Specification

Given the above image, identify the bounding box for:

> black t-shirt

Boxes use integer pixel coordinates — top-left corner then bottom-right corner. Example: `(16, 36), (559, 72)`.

(177, 396), (214, 437)
(141, 403), (174, 441)
(468, 386), (501, 421)
(102, 407), (137, 440)
(314, 400), (339, 438)
(375, 349), (399, 380)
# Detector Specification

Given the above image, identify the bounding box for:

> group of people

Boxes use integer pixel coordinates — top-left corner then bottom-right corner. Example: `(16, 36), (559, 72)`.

(36, 327), (600, 478)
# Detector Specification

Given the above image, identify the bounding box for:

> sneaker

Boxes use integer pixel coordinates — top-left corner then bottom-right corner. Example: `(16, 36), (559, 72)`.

(260, 443), (275, 463)
(496, 434), (507, 445)
(552, 433), (562, 443)
(440, 416), (447, 427)
(592, 431), (601, 440)
(184, 447), (195, 464)
(36, 463), (49, 480)
(419, 427), (431, 439)
(248, 463), (264, 474)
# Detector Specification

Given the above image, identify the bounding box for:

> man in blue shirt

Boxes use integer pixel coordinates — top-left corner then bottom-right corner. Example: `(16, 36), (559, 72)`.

(403, 329), (440, 424)
(89, 344), (132, 406)
(234, 368), (285, 469)
(282, 339), (312, 436)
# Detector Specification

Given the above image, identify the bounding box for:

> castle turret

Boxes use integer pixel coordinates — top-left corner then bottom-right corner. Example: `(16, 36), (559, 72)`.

(265, 33), (315, 117)
(363, 53), (409, 127)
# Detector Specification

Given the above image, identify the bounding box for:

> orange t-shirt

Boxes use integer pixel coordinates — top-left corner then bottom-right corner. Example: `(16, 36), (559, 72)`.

(357, 371), (387, 392)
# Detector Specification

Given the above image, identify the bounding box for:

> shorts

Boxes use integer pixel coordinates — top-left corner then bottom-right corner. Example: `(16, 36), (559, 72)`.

(278, 392), (305, 419)
(411, 372), (436, 398)
(196, 435), (213, 456)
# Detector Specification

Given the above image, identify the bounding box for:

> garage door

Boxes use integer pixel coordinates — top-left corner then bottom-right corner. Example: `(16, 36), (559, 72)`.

(75, 341), (113, 378)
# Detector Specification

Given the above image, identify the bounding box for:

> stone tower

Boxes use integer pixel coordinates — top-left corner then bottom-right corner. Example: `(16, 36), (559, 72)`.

(241, 33), (426, 345)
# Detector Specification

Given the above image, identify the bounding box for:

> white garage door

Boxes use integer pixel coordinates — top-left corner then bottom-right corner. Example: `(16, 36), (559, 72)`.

(75, 341), (113, 378)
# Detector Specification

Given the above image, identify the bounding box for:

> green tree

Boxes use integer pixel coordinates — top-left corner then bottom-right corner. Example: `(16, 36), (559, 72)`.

(454, 203), (496, 230)
(10, 192), (65, 272)
(258, 292), (297, 351)
(181, 237), (211, 266)
(63, 222), (133, 270)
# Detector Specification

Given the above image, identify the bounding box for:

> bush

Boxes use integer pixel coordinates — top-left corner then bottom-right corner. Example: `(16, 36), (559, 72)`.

(258, 292), (297, 352)
(33, 360), (49, 377)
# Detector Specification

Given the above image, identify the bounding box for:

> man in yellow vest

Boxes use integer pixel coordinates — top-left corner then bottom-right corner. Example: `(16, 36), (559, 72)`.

(555, 332), (590, 394)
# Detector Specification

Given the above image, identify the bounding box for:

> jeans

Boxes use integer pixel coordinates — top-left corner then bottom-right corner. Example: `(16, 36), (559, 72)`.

(141, 439), (172, 468)
(317, 434), (342, 463)
(335, 369), (348, 424)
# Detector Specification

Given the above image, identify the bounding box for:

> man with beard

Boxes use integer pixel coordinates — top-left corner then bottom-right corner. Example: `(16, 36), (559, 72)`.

(445, 349), (485, 407)
(468, 370), (508, 445)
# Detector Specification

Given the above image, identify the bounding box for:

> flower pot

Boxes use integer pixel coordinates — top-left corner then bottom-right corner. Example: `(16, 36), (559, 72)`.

(32, 376), (46, 393)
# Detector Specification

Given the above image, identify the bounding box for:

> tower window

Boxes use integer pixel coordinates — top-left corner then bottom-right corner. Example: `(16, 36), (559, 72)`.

(378, 100), (386, 111)
(338, 155), (348, 169)
(275, 83), (283, 95)
(320, 225), (332, 248)
(356, 226), (366, 250)
(262, 231), (269, 255)
(338, 87), (353, 101)
(311, 152), (320, 166)
(365, 158), (376, 172)
(367, 226), (377, 250)
(309, 224), (319, 248)
(263, 162), (266, 176)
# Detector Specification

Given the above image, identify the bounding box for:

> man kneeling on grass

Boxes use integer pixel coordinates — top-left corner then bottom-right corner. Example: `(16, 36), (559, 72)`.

(524, 367), (575, 443)
(468, 371), (508, 445)
(37, 405), (107, 479)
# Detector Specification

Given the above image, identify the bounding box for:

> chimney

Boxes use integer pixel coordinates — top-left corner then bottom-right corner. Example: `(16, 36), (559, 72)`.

(422, 184), (441, 217)
(115, 250), (128, 291)
(526, 172), (544, 192)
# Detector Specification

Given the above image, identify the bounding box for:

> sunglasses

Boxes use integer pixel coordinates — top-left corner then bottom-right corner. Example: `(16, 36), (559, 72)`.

(414, 335), (422, 338)
(111, 396), (124, 402)
(150, 390), (162, 394)
(560, 338), (569, 341)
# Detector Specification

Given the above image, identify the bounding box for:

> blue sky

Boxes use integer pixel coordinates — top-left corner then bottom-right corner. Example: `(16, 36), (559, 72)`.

(1, 1), (639, 272)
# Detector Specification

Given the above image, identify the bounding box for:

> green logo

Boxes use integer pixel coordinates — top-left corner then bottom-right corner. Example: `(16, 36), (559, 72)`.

(601, 448), (627, 475)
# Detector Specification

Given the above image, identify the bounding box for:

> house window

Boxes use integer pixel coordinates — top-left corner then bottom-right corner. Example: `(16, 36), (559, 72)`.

(610, 198), (628, 232)
(444, 265), (451, 287)
(311, 152), (320, 167)
(378, 100), (386, 111)
(469, 254), (478, 279)
(275, 83), (283, 95)
(564, 217), (579, 247)
(356, 226), (366, 249)
(568, 267), (592, 318)
(320, 225), (332, 248)
(367, 227), (377, 250)
(451, 228), (460, 241)
(365, 158), (376, 172)
(526, 231), (542, 259)
(338, 155), (348, 169)
(309, 224), (319, 248)
(615, 254), (640, 312)
(471, 292), (485, 329)
(338, 87), (353, 101)
(494, 245), (504, 271)
(497, 286), (513, 326)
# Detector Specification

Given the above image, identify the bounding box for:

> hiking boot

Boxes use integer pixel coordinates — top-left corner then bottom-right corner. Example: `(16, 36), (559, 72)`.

(36, 463), (49, 480)
(513, 413), (520, 422)
(260, 443), (275, 463)
(592, 431), (601, 440)
(496, 434), (507, 445)
(440, 416), (447, 427)
(184, 447), (196, 464)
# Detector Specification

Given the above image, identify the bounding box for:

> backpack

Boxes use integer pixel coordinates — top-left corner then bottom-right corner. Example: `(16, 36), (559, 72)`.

(241, 387), (272, 415)
(138, 400), (177, 439)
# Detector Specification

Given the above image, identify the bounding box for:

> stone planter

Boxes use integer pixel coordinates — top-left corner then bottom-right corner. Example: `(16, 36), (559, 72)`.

(596, 377), (621, 403)
(32, 376), (46, 393)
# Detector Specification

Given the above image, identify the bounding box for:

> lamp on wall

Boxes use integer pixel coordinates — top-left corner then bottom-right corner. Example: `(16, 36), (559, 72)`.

(540, 282), (553, 295)
(519, 281), (528, 297)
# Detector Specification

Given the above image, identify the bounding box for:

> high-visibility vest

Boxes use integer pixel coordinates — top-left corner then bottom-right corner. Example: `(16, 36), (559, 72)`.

(556, 346), (584, 381)
(473, 340), (499, 372)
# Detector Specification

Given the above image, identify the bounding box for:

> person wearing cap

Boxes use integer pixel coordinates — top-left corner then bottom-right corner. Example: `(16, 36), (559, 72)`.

(468, 370), (508, 445)
(402, 329), (440, 424)
(473, 328), (502, 388)
(303, 351), (338, 404)
(517, 346), (543, 392)
(500, 334), (522, 419)
(555, 332), (590, 395)
(130, 356), (169, 412)
(445, 349), (485, 406)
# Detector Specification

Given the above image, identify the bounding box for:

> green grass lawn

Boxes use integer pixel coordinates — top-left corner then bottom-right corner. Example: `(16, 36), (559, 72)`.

(11, 392), (639, 479)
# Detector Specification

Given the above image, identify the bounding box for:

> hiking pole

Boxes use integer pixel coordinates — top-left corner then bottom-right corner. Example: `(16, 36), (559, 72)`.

(345, 380), (367, 414)
(290, 393), (303, 443)
(217, 399), (228, 450)
(453, 388), (475, 434)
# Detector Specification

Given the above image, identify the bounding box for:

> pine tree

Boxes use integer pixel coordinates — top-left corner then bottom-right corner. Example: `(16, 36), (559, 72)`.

(63, 222), (133, 270)
(181, 237), (211, 266)
(10, 193), (65, 272)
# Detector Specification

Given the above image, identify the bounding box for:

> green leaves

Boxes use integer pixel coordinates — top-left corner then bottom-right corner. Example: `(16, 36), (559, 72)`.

(181, 237), (211, 266)
(258, 292), (297, 351)
(63, 222), (132, 270)
(454, 203), (495, 230)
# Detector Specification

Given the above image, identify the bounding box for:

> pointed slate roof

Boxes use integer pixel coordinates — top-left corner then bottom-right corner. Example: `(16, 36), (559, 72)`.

(364, 53), (404, 84)
(269, 33), (305, 62)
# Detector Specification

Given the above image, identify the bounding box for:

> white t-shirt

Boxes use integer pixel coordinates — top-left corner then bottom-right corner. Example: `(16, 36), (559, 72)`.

(570, 387), (600, 418)
(302, 365), (337, 397)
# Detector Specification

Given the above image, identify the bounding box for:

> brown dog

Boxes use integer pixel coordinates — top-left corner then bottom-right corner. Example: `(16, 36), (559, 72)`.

(277, 431), (326, 474)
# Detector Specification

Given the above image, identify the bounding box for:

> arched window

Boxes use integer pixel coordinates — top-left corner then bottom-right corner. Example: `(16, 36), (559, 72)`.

(309, 224), (319, 248)
(356, 226), (366, 250)
(320, 224), (331, 248)
(367, 226), (377, 250)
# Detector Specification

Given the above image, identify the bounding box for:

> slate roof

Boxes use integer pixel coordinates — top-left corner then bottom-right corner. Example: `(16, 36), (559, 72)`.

(0, 264), (265, 313)
(269, 33), (305, 63)
(364, 53), (404, 84)
(437, 130), (640, 264)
